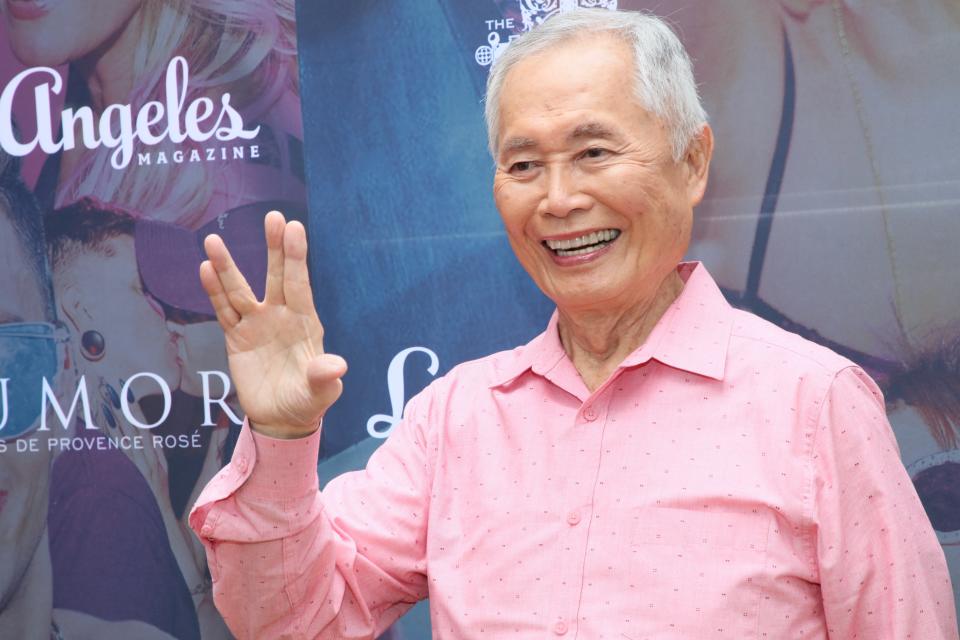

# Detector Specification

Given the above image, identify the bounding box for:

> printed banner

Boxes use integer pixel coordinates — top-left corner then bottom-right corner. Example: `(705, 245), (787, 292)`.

(2, 1), (958, 638)
(0, 1), (302, 638)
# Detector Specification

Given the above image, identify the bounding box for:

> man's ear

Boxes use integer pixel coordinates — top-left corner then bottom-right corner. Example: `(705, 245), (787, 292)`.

(684, 123), (714, 208)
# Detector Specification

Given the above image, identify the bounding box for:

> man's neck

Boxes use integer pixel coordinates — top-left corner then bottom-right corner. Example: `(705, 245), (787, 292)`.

(0, 531), (53, 640)
(557, 270), (684, 393)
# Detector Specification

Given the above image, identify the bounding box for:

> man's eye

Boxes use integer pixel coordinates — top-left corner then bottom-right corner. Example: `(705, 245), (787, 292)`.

(583, 147), (608, 159)
(510, 161), (535, 173)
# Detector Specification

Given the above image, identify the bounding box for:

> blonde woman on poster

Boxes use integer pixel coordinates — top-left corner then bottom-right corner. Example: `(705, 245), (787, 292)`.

(1, 1), (305, 637)
(2, 0), (302, 227)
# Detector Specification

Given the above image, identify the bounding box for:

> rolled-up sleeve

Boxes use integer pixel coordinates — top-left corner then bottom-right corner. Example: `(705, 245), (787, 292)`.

(812, 366), (958, 638)
(189, 392), (435, 639)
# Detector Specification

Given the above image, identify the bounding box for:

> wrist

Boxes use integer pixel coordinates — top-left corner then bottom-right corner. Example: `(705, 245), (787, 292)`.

(249, 419), (320, 440)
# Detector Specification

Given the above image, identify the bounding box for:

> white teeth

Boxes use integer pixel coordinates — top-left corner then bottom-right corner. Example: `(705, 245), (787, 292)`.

(545, 229), (620, 252)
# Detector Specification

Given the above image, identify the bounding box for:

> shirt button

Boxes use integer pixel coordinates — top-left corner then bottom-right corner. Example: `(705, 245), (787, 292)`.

(566, 511), (581, 526)
(553, 621), (568, 635)
(201, 523), (213, 538)
(583, 406), (597, 421)
(236, 456), (249, 474)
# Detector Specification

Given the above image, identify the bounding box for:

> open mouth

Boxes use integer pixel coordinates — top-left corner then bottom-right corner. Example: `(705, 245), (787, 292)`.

(543, 229), (620, 257)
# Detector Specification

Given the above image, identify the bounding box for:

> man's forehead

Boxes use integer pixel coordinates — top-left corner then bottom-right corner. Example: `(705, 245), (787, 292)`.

(498, 34), (632, 102)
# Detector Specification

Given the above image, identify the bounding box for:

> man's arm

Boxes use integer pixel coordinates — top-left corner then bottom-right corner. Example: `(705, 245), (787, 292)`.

(189, 400), (433, 638)
(813, 366), (958, 638)
(187, 211), (430, 637)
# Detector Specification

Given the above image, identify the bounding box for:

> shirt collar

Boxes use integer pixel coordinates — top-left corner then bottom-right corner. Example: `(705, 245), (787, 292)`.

(490, 262), (734, 388)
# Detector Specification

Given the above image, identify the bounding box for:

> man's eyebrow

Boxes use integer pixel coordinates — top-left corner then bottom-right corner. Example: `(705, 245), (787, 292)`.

(500, 122), (618, 157)
(568, 122), (618, 141)
(501, 136), (537, 154)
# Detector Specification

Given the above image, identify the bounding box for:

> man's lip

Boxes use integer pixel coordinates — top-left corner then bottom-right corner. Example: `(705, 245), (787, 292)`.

(546, 233), (619, 267)
(5, 0), (52, 21)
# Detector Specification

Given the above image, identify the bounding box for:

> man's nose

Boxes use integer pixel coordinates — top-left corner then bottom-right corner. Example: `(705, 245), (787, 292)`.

(539, 164), (591, 218)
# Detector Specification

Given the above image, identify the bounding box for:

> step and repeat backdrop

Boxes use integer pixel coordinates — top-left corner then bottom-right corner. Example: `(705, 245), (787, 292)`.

(1, 0), (958, 638)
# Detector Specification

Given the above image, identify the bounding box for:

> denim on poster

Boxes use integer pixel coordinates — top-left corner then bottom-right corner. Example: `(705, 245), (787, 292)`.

(298, 0), (551, 459)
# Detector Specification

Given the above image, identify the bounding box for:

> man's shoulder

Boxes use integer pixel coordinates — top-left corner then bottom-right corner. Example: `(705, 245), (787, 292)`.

(402, 340), (538, 416)
(727, 307), (857, 381)
(396, 344), (531, 435)
(431, 343), (533, 395)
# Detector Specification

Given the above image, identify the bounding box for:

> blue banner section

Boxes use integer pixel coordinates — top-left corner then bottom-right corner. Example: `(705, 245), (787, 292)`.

(299, 0), (551, 459)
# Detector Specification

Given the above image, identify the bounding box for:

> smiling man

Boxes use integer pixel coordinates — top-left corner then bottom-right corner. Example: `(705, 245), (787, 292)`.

(189, 9), (957, 639)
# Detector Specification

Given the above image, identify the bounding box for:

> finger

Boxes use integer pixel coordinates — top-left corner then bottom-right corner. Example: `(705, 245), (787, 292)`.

(155, 445), (169, 473)
(199, 260), (241, 328)
(263, 210), (286, 305)
(115, 417), (151, 476)
(282, 221), (317, 315)
(306, 353), (347, 414)
(203, 233), (258, 315)
(113, 405), (139, 451)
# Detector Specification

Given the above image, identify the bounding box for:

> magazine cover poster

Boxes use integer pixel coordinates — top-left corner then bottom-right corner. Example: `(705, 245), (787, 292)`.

(0, 1), (303, 638)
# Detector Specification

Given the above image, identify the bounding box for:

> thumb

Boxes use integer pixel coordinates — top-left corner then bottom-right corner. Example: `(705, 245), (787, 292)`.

(307, 353), (347, 392)
(306, 353), (348, 398)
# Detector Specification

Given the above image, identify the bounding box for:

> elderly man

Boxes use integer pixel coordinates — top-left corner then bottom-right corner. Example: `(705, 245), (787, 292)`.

(189, 9), (957, 639)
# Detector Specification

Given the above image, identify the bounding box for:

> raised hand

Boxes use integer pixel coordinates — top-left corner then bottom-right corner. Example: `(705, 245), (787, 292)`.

(199, 211), (346, 439)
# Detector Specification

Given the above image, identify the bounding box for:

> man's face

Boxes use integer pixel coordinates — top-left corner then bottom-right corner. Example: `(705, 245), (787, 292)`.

(492, 35), (711, 313)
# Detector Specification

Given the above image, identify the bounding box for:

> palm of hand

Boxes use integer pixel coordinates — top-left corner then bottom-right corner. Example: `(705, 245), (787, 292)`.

(225, 304), (329, 431)
(200, 212), (346, 439)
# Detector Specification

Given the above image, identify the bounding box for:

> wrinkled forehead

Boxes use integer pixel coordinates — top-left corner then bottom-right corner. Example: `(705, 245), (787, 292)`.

(0, 206), (46, 324)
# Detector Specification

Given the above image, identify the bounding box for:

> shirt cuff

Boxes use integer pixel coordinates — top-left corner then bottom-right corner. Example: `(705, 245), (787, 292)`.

(237, 419), (323, 501)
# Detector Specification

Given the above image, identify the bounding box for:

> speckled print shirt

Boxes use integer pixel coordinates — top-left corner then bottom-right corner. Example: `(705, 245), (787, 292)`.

(190, 263), (957, 639)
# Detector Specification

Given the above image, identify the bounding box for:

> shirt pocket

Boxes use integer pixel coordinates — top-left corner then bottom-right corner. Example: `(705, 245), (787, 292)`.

(627, 507), (771, 639)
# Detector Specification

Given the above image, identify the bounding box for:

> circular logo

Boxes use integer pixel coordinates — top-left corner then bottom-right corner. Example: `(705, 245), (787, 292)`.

(475, 45), (494, 66)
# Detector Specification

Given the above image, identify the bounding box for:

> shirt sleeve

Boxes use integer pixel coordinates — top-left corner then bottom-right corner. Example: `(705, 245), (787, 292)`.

(812, 366), (958, 639)
(188, 392), (435, 639)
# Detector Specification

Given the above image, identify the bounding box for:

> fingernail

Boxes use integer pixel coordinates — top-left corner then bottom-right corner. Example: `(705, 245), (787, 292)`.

(102, 406), (117, 429)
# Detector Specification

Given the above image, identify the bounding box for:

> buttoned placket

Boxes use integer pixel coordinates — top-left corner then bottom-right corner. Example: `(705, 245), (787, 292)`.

(543, 372), (618, 638)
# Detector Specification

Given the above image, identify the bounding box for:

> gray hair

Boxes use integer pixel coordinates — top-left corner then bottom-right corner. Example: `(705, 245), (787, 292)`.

(484, 9), (707, 161)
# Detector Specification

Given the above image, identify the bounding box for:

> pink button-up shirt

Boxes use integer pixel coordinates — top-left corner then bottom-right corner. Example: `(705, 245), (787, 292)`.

(190, 263), (957, 639)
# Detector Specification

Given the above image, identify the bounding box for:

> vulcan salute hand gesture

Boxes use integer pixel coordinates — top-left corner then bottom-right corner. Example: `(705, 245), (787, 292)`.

(199, 211), (347, 439)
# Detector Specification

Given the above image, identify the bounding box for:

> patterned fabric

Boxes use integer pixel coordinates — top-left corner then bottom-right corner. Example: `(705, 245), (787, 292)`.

(190, 263), (957, 639)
